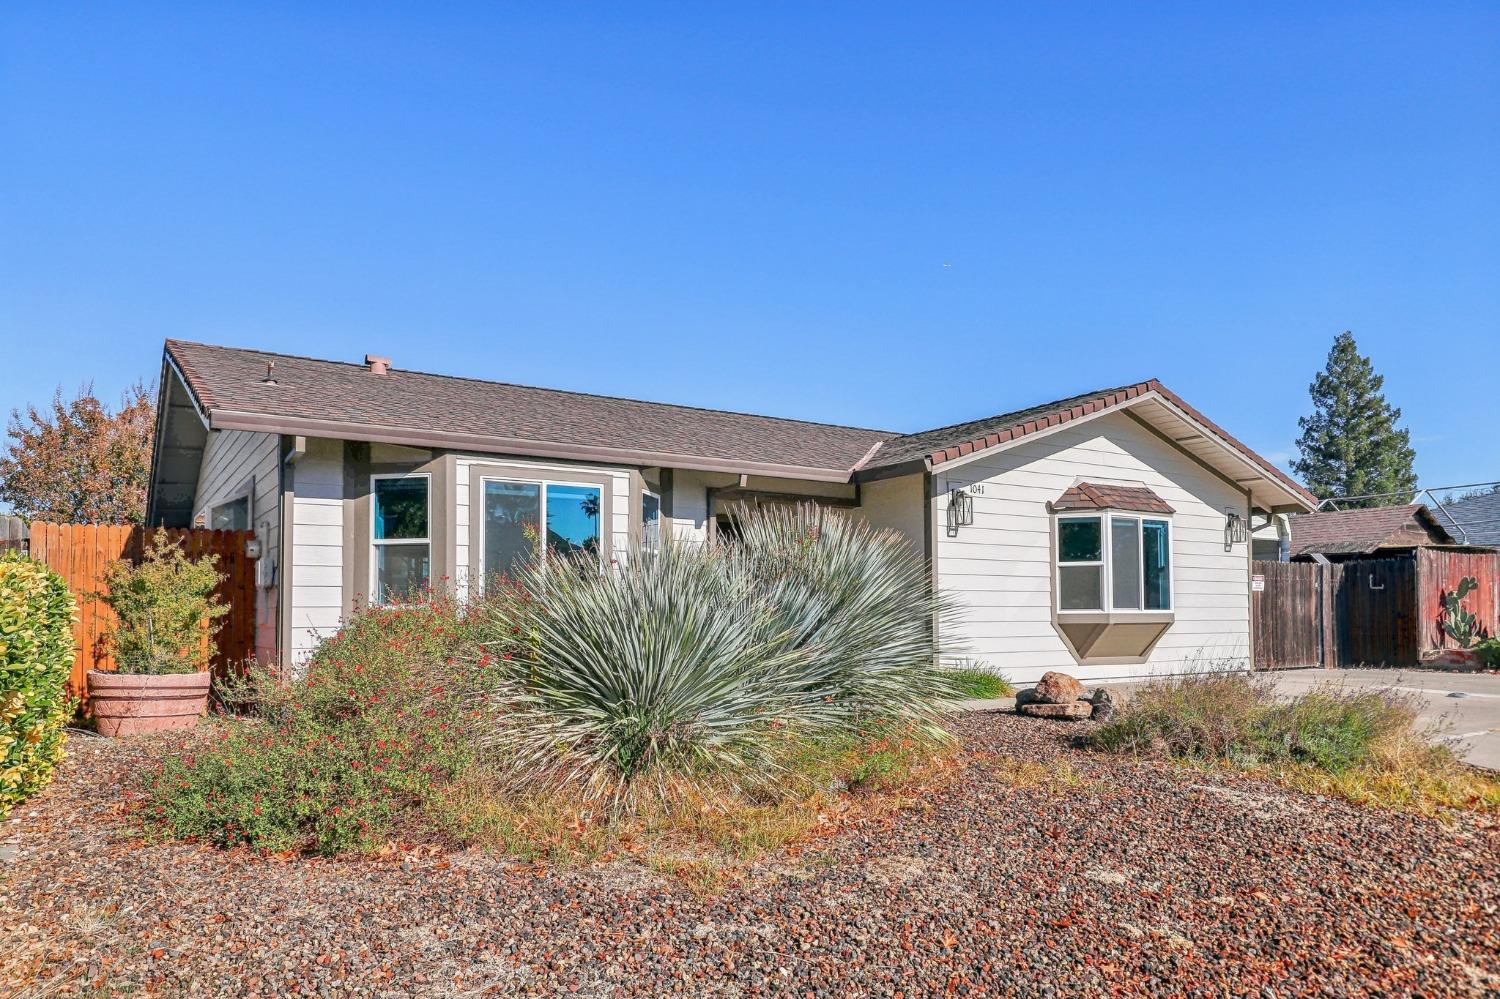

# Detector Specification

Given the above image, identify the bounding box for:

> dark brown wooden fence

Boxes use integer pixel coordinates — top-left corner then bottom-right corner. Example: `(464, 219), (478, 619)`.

(25, 523), (256, 702)
(1254, 557), (1421, 669)
(1251, 561), (1324, 669)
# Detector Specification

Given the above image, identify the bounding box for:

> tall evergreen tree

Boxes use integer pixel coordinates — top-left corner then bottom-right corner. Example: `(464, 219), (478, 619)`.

(1292, 331), (1417, 506)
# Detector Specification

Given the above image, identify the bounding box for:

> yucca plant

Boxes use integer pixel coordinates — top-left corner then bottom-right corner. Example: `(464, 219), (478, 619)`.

(476, 504), (955, 805)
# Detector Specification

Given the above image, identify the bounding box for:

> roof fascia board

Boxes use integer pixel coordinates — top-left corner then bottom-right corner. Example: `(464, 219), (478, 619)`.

(1144, 394), (1316, 512)
(924, 394), (1142, 476)
(207, 409), (858, 483)
(853, 456), (931, 484)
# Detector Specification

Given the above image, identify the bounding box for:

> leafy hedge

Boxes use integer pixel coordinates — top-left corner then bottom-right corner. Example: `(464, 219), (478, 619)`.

(0, 551), (77, 818)
(152, 591), (498, 855)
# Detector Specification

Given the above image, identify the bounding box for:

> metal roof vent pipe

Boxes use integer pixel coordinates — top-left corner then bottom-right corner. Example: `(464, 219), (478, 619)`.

(365, 354), (392, 375)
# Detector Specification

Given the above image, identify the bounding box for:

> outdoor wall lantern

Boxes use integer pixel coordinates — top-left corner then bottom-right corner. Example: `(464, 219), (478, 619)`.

(947, 488), (975, 536)
(1224, 509), (1247, 551)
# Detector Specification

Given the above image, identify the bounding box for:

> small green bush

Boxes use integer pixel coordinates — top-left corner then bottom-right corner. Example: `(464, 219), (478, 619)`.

(96, 532), (228, 674)
(0, 552), (77, 818)
(151, 591), (499, 854)
(1474, 637), (1500, 669)
(1091, 671), (1500, 812)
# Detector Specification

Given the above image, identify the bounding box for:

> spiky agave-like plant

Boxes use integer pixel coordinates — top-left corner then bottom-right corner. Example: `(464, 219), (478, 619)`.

(476, 505), (955, 805)
(725, 502), (959, 731)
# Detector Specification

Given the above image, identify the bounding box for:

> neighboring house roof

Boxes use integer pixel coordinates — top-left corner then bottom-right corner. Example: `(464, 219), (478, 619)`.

(1050, 482), (1176, 515)
(1430, 490), (1500, 547)
(157, 340), (1316, 513)
(1288, 504), (1455, 557)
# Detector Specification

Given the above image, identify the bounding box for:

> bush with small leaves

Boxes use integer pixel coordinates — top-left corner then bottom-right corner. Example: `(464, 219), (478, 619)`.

(0, 552), (77, 818)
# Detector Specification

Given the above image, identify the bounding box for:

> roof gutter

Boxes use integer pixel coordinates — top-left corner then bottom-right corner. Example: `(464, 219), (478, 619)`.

(207, 408), (860, 483)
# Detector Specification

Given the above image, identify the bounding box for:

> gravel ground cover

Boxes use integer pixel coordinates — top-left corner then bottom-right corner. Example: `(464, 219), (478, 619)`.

(3, 714), (1497, 998)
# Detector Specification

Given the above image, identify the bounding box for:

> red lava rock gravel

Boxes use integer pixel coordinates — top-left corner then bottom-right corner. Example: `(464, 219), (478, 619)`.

(2, 715), (1496, 997)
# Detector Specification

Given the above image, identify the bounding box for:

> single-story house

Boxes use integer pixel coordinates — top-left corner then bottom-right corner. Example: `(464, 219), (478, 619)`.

(147, 340), (1317, 683)
(1284, 504), (1497, 563)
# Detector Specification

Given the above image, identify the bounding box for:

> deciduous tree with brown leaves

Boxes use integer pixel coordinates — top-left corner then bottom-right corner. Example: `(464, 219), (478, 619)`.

(0, 382), (156, 524)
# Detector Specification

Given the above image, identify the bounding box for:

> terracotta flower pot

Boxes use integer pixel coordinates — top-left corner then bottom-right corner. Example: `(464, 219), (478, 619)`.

(88, 670), (212, 737)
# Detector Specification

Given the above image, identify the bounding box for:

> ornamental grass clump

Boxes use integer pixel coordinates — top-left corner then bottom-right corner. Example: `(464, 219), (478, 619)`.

(151, 591), (501, 854)
(0, 552), (77, 818)
(1092, 671), (1500, 813)
(475, 504), (955, 806)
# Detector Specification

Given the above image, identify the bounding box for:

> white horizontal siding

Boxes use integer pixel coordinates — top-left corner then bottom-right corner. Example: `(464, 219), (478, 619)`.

(289, 439), (344, 666)
(936, 410), (1250, 684)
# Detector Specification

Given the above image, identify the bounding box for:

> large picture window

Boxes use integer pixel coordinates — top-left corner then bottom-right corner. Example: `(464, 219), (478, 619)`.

(371, 474), (431, 605)
(1056, 513), (1171, 613)
(479, 476), (601, 583)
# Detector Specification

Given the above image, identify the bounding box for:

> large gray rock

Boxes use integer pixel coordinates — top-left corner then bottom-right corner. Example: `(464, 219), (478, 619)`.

(1032, 671), (1086, 705)
(1018, 701), (1093, 720)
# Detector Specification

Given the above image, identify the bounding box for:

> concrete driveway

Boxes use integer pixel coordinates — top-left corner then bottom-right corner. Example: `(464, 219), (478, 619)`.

(1266, 668), (1500, 771)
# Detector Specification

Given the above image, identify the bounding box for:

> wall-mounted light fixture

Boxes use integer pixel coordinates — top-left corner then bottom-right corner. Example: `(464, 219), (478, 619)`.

(1224, 509), (1247, 551)
(947, 488), (974, 536)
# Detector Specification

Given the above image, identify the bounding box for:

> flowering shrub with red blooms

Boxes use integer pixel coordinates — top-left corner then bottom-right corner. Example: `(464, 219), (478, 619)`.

(150, 591), (503, 855)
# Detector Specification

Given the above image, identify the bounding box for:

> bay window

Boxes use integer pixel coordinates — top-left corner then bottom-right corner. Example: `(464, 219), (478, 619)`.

(371, 473), (431, 605)
(1056, 513), (1171, 613)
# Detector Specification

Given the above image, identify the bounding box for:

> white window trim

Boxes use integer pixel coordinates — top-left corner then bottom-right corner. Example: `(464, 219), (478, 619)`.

(370, 472), (432, 606)
(476, 474), (605, 587)
(1054, 509), (1174, 615)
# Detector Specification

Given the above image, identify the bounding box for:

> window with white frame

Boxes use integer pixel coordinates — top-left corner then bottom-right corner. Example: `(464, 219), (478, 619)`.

(371, 474), (431, 605)
(1056, 513), (1171, 612)
(479, 476), (602, 584)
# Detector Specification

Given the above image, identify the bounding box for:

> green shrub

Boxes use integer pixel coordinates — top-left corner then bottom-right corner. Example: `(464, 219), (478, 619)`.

(1474, 637), (1500, 669)
(476, 505), (953, 805)
(1091, 671), (1500, 812)
(0, 552), (77, 818)
(943, 664), (1015, 700)
(96, 532), (228, 674)
(151, 591), (499, 854)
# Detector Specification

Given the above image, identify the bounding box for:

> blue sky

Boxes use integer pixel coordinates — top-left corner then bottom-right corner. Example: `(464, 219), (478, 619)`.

(2, 3), (1496, 491)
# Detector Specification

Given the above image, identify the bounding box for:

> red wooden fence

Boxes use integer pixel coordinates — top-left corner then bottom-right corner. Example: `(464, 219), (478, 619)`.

(1417, 548), (1500, 650)
(25, 523), (256, 701)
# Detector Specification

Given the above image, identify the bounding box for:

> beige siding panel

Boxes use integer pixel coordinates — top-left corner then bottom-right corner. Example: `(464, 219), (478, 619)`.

(853, 473), (925, 552)
(935, 410), (1250, 684)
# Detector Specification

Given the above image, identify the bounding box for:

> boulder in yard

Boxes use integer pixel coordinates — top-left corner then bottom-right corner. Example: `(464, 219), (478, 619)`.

(1018, 700), (1093, 720)
(1032, 671), (1086, 705)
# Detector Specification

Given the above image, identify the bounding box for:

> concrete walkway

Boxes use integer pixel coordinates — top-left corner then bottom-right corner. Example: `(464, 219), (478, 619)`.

(952, 669), (1500, 770)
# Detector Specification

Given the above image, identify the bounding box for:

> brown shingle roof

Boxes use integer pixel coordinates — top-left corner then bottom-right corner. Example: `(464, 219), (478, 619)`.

(162, 340), (1315, 506)
(863, 378), (1319, 508)
(166, 341), (896, 479)
(1051, 482), (1176, 515)
(1288, 505), (1454, 557)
